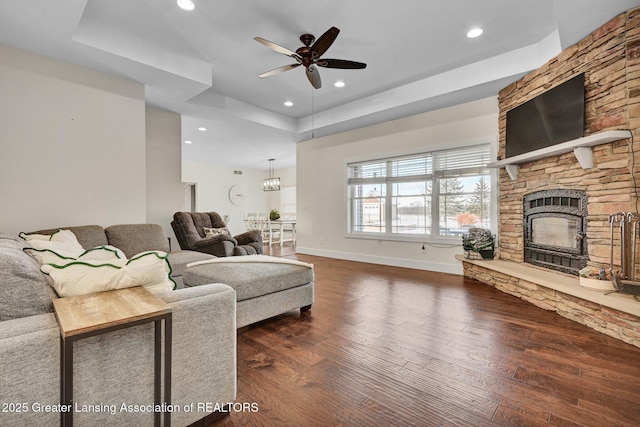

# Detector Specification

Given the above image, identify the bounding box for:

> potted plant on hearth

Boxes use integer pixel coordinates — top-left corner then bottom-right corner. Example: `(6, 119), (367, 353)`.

(462, 227), (495, 260)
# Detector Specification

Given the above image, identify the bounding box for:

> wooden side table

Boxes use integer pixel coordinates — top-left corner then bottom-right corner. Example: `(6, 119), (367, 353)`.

(53, 287), (172, 427)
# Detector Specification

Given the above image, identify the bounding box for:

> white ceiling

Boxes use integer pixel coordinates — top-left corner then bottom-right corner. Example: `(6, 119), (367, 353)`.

(1, 0), (638, 170)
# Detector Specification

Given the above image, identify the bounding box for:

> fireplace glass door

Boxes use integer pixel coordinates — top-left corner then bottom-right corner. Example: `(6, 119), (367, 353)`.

(531, 216), (578, 249)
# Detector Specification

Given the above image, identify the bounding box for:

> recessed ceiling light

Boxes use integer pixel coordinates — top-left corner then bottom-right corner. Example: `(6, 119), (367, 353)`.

(177, 0), (195, 11)
(334, 81), (346, 88)
(184, 140), (193, 144)
(467, 28), (483, 38)
(284, 101), (294, 107)
(197, 127), (207, 131)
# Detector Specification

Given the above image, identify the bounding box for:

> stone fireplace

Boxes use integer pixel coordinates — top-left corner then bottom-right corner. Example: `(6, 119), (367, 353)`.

(493, 7), (640, 279)
(460, 7), (640, 348)
(523, 189), (588, 275)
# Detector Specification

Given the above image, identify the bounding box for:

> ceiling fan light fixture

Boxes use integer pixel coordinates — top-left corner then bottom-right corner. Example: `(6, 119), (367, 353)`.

(255, 26), (366, 90)
(284, 101), (294, 107)
(184, 140), (193, 144)
(197, 127), (207, 131)
(467, 28), (483, 38)
(177, 0), (195, 11)
(334, 80), (346, 88)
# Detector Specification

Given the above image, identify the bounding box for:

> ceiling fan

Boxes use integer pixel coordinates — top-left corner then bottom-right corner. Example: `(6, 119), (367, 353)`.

(254, 26), (366, 89)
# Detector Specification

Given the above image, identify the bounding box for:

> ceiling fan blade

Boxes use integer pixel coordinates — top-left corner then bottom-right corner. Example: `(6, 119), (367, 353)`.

(306, 65), (322, 89)
(254, 36), (299, 58)
(317, 59), (367, 69)
(310, 27), (340, 58)
(258, 63), (301, 78)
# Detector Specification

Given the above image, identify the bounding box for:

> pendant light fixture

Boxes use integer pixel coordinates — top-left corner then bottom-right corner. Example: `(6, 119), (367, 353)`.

(263, 159), (280, 191)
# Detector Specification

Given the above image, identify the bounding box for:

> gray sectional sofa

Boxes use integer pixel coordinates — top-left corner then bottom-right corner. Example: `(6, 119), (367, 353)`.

(184, 259), (314, 328)
(0, 225), (236, 426)
(0, 222), (315, 426)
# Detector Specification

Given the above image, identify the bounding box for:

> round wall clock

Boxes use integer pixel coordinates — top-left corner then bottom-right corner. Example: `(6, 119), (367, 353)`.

(228, 185), (244, 206)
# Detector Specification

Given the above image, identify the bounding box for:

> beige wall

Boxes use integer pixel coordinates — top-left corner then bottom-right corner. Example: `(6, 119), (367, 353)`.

(0, 43), (185, 237)
(180, 162), (298, 235)
(181, 162), (273, 236)
(296, 97), (499, 274)
(145, 106), (184, 242)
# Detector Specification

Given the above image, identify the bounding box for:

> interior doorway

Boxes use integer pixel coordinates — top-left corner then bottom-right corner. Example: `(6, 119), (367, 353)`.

(183, 183), (197, 212)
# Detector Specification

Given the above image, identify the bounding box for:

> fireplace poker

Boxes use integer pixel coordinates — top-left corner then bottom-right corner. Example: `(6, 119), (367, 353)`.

(628, 213), (639, 280)
(609, 212), (625, 287)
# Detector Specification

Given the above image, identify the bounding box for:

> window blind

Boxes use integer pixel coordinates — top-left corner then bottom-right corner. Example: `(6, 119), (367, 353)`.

(348, 144), (490, 182)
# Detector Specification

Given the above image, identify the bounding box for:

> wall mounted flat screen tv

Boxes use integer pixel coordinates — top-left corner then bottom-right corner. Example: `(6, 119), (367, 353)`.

(506, 73), (585, 158)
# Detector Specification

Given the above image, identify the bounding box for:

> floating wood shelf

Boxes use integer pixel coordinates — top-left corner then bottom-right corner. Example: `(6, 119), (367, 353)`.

(487, 130), (632, 180)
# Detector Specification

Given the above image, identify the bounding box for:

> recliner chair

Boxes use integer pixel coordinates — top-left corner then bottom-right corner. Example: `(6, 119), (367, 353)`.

(171, 211), (263, 257)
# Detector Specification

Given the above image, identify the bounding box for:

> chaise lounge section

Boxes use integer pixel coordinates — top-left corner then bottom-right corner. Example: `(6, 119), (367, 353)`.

(184, 256), (314, 328)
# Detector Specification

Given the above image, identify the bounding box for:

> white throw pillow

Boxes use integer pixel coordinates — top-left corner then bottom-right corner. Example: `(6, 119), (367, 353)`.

(41, 250), (175, 297)
(24, 247), (79, 266)
(21, 230), (174, 297)
(25, 245), (126, 267)
(20, 229), (84, 257)
(80, 245), (127, 262)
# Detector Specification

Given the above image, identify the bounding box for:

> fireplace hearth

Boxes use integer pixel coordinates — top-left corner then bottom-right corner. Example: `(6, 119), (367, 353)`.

(523, 189), (588, 275)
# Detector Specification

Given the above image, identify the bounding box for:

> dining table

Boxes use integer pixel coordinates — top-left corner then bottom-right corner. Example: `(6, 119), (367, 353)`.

(268, 219), (296, 247)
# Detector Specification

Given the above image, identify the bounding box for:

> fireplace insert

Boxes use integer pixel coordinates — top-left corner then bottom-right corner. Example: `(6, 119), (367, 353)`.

(523, 189), (588, 275)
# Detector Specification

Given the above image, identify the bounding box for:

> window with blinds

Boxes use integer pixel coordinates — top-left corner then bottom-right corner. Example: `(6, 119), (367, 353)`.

(347, 144), (492, 238)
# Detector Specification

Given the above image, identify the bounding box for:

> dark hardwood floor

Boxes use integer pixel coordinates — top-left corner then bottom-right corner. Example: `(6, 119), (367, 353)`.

(212, 251), (640, 426)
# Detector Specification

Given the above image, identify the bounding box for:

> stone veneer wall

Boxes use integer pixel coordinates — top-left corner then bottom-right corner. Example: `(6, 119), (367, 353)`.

(497, 7), (640, 276)
(460, 7), (640, 348)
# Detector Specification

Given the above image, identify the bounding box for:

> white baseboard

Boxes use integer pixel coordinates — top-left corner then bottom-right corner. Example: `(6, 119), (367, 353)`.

(295, 247), (463, 275)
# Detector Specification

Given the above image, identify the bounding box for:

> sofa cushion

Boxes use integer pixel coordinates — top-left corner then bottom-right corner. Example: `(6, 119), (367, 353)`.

(183, 256), (314, 301)
(0, 234), (57, 321)
(105, 224), (170, 258)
